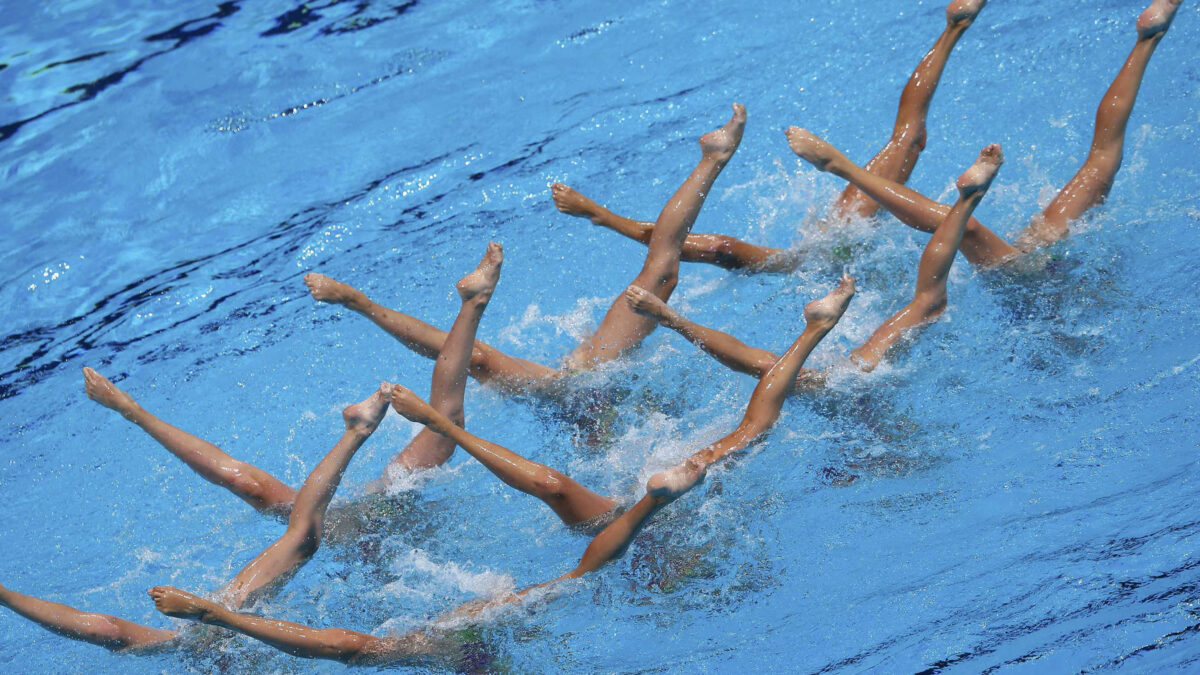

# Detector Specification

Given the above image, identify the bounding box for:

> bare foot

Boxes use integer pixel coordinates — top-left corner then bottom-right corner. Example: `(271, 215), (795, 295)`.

(148, 586), (216, 622)
(956, 143), (1004, 198)
(390, 385), (439, 427)
(647, 458), (707, 501)
(803, 273), (856, 330)
(623, 285), (679, 325)
(1137, 0), (1182, 39)
(304, 273), (368, 309)
(343, 382), (393, 434)
(946, 0), (986, 27)
(785, 127), (847, 173)
(698, 103), (747, 163)
(551, 183), (604, 219)
(456, 242), (503, 303)
(82, 367), (137, 414)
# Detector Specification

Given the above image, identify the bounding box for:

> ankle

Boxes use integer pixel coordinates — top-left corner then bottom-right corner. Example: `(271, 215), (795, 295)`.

(122, 403), (147, 423)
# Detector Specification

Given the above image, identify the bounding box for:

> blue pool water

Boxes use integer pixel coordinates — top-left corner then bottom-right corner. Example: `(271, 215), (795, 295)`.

(2, 0), (1199, 671)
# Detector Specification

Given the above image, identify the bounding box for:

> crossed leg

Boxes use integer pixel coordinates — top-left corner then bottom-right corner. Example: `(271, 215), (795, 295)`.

(83, 367), (297, 516)
(373, 243), (505, 480)
(787, 127), (1021, 267)
(626, 146), (1003, 377)
(549, 0), (988, 272)
(142, 278), (858, 666)
(0, 386), (391, 653)
(561, 104), (746, 369)
(788, 0), (1183, 266)
(623, 285), (827, 391)
(304, 274), (557, 396)
(303, 107), (745, 393)
(1013, 0), (1182, 249)
(388, 386), (618, 526)
(834, 0), (987, 218)
(210, 385), (391, 608)
(567, 273), (859, 577)
(850, 145), (1003, 369)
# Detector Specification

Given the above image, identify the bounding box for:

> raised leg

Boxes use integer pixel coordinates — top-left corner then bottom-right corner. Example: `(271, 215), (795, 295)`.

(150, 586), (419, 665)
(623, 285), (779, 377)
(1014, 0), (1182, 250)
(0, 583), (176, 652)
(851, 145), (1003, 370)
(83, 368), (296, 516)
(623, 286), (827, 390)
(217, 385), (391, 609)
(787, 127), (1021, 267)
(566, 276), (857, 578)
(389, 386), (617, 525)
(551, 183), (791, 272)
(564, 104), (747, 369)
(379, 243), (505, 476)
(834, 0), (987, 219)
(304, 274), (557, 393)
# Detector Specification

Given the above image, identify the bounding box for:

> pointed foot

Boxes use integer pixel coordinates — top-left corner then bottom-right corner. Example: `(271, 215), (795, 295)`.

(456, 242), (504, 303)
(698, 103), (747, 163)
(343, 382), (393, 434)
(803, 273), (856, 330)
(148, 586), (214, 622)
(955, 143), (1004, 198)
(82, 367), (137, 414)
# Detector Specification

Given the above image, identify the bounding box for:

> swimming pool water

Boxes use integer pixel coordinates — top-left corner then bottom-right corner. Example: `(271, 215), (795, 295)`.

(1, 0), (1198, 672)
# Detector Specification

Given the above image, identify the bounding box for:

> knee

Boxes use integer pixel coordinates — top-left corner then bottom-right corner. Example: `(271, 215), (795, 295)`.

(328, 631), (372, 661)
(223, 464), (278, 506)
(892, 126), (927, 153)
(650, 270), (678, 295)
(82, 614), (127, 649)
(753, 355), (778, 378)
(708, 236), (742, 264)
(531, 467), (566, 499)
(283, 525), (322, 559)
(913, 290), (947, 318)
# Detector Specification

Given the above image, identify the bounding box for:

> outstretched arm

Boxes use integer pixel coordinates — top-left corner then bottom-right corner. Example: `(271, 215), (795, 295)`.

(851, 145), (1003, 371)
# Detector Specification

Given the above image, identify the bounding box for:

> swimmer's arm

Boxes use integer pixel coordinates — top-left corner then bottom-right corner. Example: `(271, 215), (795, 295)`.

(199, 605), (381, 663)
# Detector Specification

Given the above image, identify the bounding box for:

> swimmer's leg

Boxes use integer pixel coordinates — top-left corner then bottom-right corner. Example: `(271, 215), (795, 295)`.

(834, 0), (987, 219)
(304, 274), (557, 394)
(851, 145), (1003, 369)
(150, 586), (408, 665)
(564, 104), (747, 368)
(565, 276), (857, 576)
(83, 368), (296, 516)
(623, 285), (780, 378)
(787, 127), (1020, 267)
(217, 385), (390, 609)
(389, 386), (617, 525)
(1014, 0), (1182, 250)
(551, 183), (792, 272)
(379, 243), (504, 476)
(0, 583), (176, 651)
